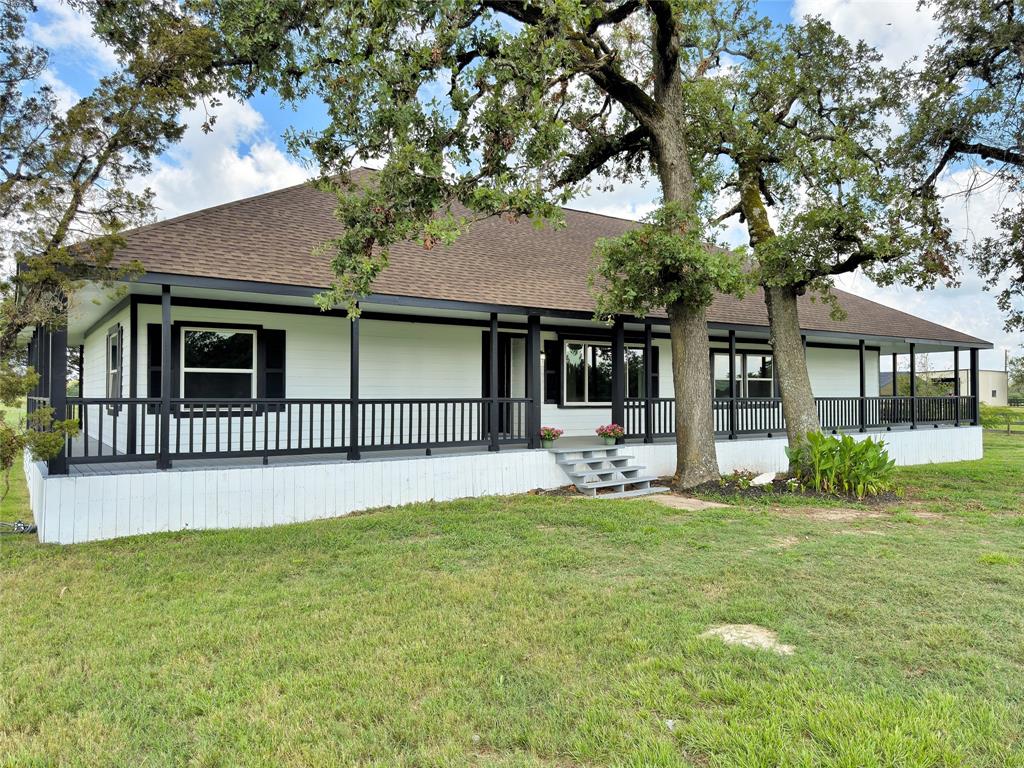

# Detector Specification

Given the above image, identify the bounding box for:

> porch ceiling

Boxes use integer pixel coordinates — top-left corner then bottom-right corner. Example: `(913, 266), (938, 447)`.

(67, 279), (989, 354)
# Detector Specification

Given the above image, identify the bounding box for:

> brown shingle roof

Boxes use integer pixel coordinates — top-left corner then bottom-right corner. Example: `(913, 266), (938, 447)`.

(113, 174), (988, 346)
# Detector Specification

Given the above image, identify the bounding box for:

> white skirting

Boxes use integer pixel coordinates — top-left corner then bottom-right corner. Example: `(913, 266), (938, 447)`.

(26, 426), (983, 545)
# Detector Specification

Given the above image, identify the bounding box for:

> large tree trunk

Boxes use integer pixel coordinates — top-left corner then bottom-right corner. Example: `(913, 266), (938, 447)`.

(651, 106), (720, 489)
(738, 164), (820, 458)
(765, 285), (820, 449)
(668, 299), (719, 489)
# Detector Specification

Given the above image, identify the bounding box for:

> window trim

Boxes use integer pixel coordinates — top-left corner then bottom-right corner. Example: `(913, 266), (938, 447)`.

(712, 350), (777, 399)
(105, 324), (122, 414)
(561, 339), (648, 407)
(179, 325), (258, 399)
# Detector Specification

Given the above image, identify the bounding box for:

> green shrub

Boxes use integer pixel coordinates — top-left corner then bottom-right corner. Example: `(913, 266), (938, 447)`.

(785, 432), (897, 499)
(979, 404), (1022, 433)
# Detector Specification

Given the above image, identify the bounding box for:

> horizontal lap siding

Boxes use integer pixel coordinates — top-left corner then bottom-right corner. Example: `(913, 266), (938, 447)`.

(806, 347), (880, 397)
(122, 308), (487, 454)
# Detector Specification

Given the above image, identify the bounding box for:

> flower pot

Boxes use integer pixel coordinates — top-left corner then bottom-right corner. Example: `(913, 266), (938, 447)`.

(602, 436), (617, 445)
(541, 438), (554, 448)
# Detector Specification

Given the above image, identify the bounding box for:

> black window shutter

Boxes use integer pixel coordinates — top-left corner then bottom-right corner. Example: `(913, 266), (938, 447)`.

(543, 339), (560, 404)
(264, 329), (286, 398)
(651, 346), (660, 398)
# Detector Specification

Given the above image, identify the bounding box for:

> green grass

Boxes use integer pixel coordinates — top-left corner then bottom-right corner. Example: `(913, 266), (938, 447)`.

(2, 435), (1023, 767)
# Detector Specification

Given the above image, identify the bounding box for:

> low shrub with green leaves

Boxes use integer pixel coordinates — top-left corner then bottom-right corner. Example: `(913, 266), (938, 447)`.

(980, 404), (1024, 433)
(785, 432), (898, 499)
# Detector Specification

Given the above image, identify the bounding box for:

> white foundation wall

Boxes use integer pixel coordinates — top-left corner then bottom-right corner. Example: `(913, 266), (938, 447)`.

(28, 426), (982, 544)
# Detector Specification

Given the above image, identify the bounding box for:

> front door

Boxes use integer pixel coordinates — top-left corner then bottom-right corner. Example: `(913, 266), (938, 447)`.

(482, 331), (526, 429)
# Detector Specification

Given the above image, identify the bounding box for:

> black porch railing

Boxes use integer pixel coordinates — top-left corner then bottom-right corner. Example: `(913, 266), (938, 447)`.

(61, 396), (532, 466)
(626, 395), (977, 440)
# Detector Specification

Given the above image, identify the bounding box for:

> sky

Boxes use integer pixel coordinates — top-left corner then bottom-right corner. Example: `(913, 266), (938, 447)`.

(26, 0), (1022, 369)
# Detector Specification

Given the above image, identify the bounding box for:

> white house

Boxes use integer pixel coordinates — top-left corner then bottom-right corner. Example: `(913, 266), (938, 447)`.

(24, 174), (989, 543)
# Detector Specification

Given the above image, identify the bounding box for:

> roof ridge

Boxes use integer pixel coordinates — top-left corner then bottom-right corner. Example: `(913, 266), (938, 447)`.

(124, 170), (648, 241)
(121, 176), (323, 238)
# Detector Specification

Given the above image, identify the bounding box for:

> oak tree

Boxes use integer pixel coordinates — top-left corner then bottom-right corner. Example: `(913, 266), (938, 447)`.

(714, 18), (957, 451)
(125, 0), (770, 487)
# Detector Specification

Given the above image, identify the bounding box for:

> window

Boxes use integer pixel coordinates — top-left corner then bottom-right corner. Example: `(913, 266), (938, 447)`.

(563, 340), (653, 405)
(180, 327), (256, 399)
(712, 352), (775, 398)
(992, 389), (998, 398)
(105, 326), (121, 399)
(105, 325), (122, 413)
(148, 324), (285, 406)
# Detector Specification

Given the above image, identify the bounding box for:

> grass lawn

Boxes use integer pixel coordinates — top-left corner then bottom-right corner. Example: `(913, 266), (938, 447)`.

(2, 434), (1023, 767)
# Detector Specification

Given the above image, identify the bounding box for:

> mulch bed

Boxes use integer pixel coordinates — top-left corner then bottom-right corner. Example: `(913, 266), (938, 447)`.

(653, 475), (901, 506)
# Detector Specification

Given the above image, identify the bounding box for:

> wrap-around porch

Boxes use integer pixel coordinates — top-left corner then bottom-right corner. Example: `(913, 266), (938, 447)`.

(27, 284), (984, 476)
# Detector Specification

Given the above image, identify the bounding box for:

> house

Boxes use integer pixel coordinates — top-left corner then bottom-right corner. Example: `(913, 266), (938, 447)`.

(24, 175), (990, 543)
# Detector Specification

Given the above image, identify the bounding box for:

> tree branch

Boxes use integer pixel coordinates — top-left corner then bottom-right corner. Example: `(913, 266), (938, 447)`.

(555, 125), (650, 186)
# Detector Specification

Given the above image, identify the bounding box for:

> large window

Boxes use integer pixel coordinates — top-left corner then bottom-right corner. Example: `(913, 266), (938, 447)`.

(180, 327), (256, 399)
(563, 341), (650, 404)
(712, 352), (775, 398)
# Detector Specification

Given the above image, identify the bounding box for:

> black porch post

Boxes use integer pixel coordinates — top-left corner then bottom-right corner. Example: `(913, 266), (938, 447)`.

(25, 331), (35, 416)
(611, 316), (625, 442)
(953, 346), (960, 426)
(909, 342), (917, 430)
(728, 329), (737, 440)
(858, 339), (867, 432)
(127, 295), (138, 455)
(643, 321), (654, 443)
(969, 347), (980, 425)
(526, 314), (541, 449)
(488, 312), (500, 451)
(47, 325), (68, 476)
(348, 309), (361, 461)
(157, 285), (172, 469)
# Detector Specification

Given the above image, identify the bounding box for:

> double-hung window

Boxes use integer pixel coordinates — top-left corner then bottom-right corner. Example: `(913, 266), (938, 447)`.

(712, 352), (775, 398)
(180, 327), (257, 399)
(563, 341), (650, 405)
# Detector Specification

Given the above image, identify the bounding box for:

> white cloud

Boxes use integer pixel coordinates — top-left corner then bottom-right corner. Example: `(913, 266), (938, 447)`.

(38, 69), (78, 113)
(27, 0), (118, 70)
(791, 0), (939, 67)
(135, 98), (311, 221)
(567, 175), (658, 221)
(834, 166), (1023, 369)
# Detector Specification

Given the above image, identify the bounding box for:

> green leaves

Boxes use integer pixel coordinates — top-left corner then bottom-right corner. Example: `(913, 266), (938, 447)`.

(591, 202), (751, 320)
(785, 432), (898, 499)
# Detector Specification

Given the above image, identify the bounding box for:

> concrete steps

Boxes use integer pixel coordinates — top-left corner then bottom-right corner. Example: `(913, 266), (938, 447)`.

(551, 444), (667, 499)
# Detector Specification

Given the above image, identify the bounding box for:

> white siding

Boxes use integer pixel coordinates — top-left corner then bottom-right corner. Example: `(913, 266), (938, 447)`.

(81, 304), (130, 451)
(806, 347), (880, 397)
(79, 301), (881, 449)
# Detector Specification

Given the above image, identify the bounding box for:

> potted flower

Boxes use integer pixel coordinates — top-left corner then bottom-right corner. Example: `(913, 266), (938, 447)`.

(539, 426), (563, 448)
(596, 423), (624, 445)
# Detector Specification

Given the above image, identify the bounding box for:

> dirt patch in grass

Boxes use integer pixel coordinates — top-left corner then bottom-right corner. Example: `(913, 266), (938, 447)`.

(648, 494), (731, 511)
(655, 475), (901, 506)
(772, 506), (888, 522)
(700, 624), (795, 655)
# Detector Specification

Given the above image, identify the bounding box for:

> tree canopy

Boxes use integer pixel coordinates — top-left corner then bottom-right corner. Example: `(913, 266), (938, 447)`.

(912, 0), (1023, 330)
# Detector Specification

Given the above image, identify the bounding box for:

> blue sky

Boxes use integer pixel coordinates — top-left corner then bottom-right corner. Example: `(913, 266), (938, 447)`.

(27, 0), (1022, 369)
